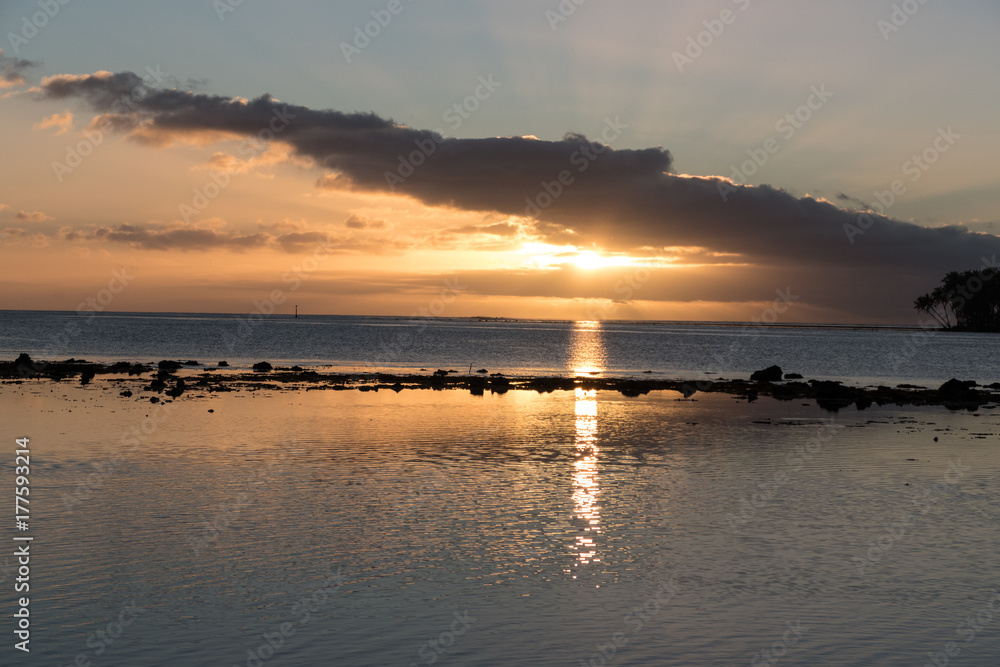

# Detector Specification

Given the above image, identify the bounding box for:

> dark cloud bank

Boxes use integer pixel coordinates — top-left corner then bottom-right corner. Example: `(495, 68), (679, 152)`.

(38, 70), (1000, 321)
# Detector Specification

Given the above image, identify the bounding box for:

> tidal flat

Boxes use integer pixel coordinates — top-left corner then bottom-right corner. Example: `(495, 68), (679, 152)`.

(1, 380), (998, 665)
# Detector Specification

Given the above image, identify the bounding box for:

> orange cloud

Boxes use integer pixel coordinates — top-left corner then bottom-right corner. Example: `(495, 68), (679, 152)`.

(15, 210), (53, 222)
(34, 111), (74, 135)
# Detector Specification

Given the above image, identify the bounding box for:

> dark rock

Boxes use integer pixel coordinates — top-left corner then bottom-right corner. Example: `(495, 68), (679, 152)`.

(252, 361), (273, 372)
(158, 360), (182, 371)
(475, 368), (488, 374)
(619, 381), (651, 397)
(468, 376), (487, 395)
(490, 376), (510, 394)
(784, 373), (803, 380)
(183, 360), (199, 366)
(290, 365), (303, 372)
(896, 383), (925, 389)
(14, 353), (42, 375)
(812, 380), (858, 412)
(150, 396), (160, 404)
(119, 390), (133, 397)
(165, 379), (186, 398)
(938, 378), (977, 395)
(218, 361), (229, 367)
(751, 365), (783, 382)
(79, 369), (95, 385)
(433, 369), (449, 376)
(208, 409), (214, 413)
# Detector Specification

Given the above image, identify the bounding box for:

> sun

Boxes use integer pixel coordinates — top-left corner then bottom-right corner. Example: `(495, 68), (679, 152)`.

(573, 250), (604, 270)
(517, 243), (635, 270)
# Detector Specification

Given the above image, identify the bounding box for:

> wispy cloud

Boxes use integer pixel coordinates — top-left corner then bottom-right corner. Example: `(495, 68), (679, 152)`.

(345, 214), (389, 230)
(33, 110), (73, 135)
(0, 49), (36, 88)
(56, 222), (412, 255)
(15, 210), (53, 222)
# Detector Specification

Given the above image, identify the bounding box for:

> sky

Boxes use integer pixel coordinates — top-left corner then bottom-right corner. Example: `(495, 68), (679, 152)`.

(1, 0), (998, 323)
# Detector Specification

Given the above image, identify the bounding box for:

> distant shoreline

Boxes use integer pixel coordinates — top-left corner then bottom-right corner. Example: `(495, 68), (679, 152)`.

(3, 356), (998, 413)
(0, 308), (957, 331)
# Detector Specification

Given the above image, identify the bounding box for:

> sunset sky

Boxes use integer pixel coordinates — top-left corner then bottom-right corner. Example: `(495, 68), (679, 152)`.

(2, 0), (998, 323)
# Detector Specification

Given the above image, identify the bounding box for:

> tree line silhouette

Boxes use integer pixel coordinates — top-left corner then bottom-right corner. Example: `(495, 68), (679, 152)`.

(914, 268), (1000, 332)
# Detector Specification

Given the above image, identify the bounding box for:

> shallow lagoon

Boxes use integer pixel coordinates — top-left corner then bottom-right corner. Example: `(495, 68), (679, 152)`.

(1, 383), (998, 666)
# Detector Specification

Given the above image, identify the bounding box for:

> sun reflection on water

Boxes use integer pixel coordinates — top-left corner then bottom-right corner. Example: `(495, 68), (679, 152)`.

(569, 320), (607, 376)
(572, 388), (601, 567)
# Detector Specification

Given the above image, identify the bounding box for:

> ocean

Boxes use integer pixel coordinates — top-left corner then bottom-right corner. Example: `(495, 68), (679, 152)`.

(2, 310), (999, 665)
(2, 310), (998, 387)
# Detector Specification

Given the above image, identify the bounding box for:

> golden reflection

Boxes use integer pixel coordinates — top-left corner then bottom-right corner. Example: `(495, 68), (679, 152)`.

(569, 320), (606, 376)
(572, 387), (601, 567)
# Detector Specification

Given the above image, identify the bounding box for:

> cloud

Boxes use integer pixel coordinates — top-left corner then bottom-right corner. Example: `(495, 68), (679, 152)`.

(345, 214), (389, 230)
(61, 223), (279, 251)
(0, 49), (36, 88)
(33, 110), (73, 135)
(15, 210), (53, 222)
(57, 222), (412, 255)
(36, 69), (1000, 319)
(451, 222), (520, 236)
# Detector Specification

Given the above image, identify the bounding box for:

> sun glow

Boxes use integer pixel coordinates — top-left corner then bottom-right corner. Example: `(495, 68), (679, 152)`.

(518, 243), (635, 270)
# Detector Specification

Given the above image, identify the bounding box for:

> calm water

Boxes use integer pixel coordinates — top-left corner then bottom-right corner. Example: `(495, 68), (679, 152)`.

(1, 383), (998, 666)
(2, 310), (999, 386)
